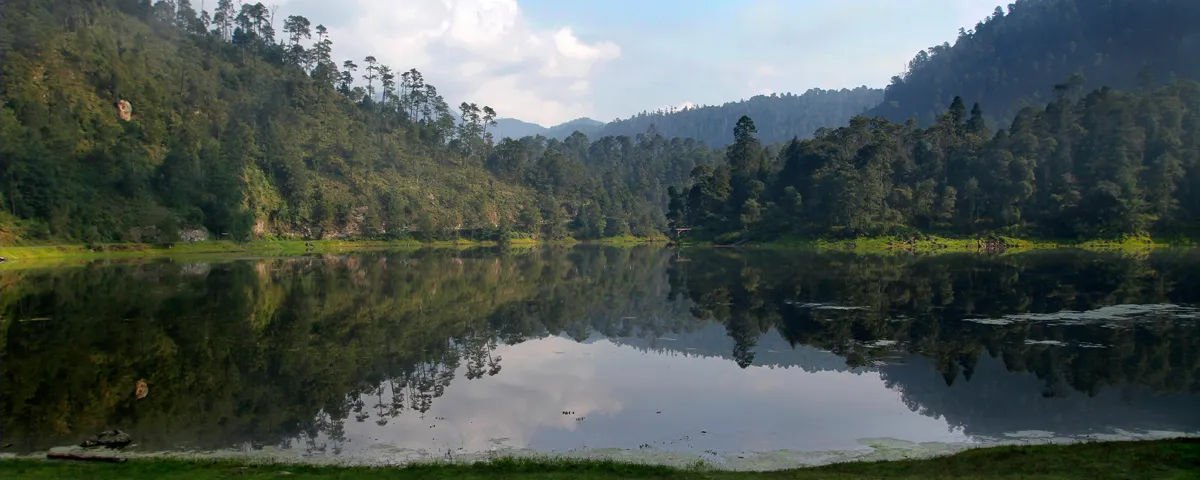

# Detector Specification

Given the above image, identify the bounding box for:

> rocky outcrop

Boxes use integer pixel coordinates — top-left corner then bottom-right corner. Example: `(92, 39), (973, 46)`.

(80, 429), (131, 448)
(179, 229), (208, 242)
(116, 100), (132, 121)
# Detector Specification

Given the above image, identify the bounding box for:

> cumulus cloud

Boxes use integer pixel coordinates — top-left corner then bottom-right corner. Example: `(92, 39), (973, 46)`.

(276, 0), (620, 126)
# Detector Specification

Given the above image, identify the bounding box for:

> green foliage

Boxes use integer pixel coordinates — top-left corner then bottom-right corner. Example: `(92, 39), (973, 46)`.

(0, 0), (673, 244)
(480, 130), (720, 239)
(677, 81), (1200, 241)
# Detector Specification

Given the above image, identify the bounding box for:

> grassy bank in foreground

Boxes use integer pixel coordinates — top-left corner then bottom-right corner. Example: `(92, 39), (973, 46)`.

(2, 439), (1198, 479)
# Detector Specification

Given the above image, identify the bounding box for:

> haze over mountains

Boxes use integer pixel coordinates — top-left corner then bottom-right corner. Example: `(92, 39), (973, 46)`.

(492, 87), (884, 147)
(490, 117), (606, 143)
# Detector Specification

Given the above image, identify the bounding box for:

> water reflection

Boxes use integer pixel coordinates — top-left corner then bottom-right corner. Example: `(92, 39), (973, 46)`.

(2, 247), (1198, 463)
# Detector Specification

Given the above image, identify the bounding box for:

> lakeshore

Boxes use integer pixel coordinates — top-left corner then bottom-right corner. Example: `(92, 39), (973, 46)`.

(1, 233), (1192, 267)
(1, 438), (1198, 479)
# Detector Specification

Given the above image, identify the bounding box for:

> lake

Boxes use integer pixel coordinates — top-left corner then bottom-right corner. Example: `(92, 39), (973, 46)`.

(2, 247), (1199, 469)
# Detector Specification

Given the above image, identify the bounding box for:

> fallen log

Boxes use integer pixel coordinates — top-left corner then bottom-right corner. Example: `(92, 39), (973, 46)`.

(47, 452), (128, 463)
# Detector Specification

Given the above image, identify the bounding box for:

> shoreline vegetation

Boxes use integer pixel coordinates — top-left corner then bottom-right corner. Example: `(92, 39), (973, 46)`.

(1, 438), (1198, 479)
(0, 235), (670, 263)
(0, 233), (1194, 265)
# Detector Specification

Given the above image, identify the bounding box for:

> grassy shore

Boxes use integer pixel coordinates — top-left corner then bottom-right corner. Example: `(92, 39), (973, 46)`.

(681, 233), (1194, 254)
(0, 238), (536, 265)
(1, 439), (1198, 479)
(0, 239), (420, 260)
(0, 235), (675, 266)
(1, 233), (1193, 266)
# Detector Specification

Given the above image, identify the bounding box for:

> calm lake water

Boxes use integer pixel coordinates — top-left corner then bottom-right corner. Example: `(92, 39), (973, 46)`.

(2, 247), (1199, 468)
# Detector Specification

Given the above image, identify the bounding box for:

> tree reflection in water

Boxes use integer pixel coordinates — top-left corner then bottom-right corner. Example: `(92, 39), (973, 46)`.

(2, 247), (1198, 454)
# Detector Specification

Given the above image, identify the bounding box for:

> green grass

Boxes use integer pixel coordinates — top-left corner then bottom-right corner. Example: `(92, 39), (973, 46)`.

(0, 236), (671, 269)
(0, 235), (672, 263)
(0, 240), (421, 265)
(1, 232), (1192, 268)
(1, 439), (1197, 479)
(747, 234), (1188, 255)
(594, 234), (671, 246)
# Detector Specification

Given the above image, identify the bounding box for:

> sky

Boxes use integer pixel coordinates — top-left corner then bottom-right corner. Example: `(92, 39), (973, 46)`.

(267, 0), (1002, 126)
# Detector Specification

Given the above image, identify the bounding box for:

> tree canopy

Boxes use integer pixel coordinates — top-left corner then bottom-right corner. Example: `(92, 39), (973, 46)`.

(672, 80), (1200, 240)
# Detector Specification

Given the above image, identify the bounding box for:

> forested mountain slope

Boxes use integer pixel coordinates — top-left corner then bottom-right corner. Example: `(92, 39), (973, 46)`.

(870, 0), (1200, 127)
(671, 81), (1200, 240)
(491, 90), (881, 148)
(0, 0), (693, 243)
(4, 0), (1197, 245)
(595, 87), (883, 147)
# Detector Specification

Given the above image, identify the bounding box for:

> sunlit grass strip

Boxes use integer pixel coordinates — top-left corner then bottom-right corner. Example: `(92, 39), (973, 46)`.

(0, 236), (670, 266)
(749, 234), (1188, 254)
(1, 438), (1197, 479)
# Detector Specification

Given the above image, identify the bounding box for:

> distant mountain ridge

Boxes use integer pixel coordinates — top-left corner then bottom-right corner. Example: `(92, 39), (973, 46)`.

(493, 87), (883, 147)
(489, 117), (604, 142)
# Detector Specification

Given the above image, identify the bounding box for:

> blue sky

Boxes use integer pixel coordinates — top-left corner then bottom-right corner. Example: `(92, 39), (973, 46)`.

(275, 0), (1001, 126)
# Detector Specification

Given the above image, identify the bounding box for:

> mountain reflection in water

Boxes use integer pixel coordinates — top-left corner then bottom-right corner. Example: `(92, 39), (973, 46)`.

(2, 247), (1198, 462)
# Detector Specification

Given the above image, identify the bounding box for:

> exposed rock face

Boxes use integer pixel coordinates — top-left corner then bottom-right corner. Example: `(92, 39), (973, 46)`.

(180, 229), (208, 242)
(116, 100), (132, 121)
(81, 429), (132, 448)
(134, 379), (148, 399)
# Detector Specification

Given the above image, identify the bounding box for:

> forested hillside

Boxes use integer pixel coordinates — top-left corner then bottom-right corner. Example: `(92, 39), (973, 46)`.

(671, 81), (1200, 240)
(595, 87), (883, 147)
(0, 0), (693, 243)
(871, 0), (1200, 127)
(4, 0), (1198, 245)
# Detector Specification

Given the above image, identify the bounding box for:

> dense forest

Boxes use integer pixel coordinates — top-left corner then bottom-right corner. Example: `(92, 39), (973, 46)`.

(670, 79), (1200, 241)
(871, 0), (1200, 128)
(0, 0), (706, 244)
(3, 0), (1199, 245)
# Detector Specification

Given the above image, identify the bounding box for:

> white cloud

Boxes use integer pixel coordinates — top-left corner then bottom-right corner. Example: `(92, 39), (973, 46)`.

(277, 0), (621, 126)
